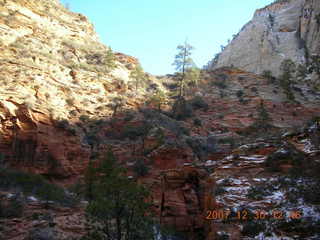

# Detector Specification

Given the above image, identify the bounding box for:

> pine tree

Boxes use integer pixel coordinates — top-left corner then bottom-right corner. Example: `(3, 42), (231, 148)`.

(185, 67), (201, 88)
(104, 48), (116, 71)
(130, 64), (146, 92)
(172, 40), (195, 98)
(257, 100), (271, 123)
(84, 148), (154, 240)
(279, 59), (296, 101)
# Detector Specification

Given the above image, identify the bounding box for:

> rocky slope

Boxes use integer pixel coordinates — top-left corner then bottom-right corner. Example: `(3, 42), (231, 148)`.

(210, 0), (320, 77)
(0, 0), (214, 238)
(0, 0), (165, 181)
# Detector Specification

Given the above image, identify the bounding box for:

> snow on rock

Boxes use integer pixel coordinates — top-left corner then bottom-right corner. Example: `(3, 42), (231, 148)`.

(27, 196), (38, 202)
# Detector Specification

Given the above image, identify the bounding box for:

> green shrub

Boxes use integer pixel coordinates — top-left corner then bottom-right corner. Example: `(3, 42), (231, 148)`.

(171, 97), (193, 120)
(213, 81), (227, 89)
(215, 185), (227, 195)
(79, 115), (90, 122)
(69, 110), (78, 116)
(265, 144), (305, 172)
(246, 185), (269, 200)
(300, 180), (320, 205)
(251, 87), (258, 92)
(219, 137), (236, 148)
(242, 221), (265, 237)
(55, 119), (76, 135)
(315, 13), (320, 25)
(133, 159), (149, 177)
(0, 196), (24, 219)
(189, 96), (209, 111)
(55, 119), (69, 129)
(236, 90), (244, 98)
(66, 98), (75, 106)
(0, 169), (77, 207)
(122, 125), (148, 140)
(123, 112), (135, 122)
(193, 118), (202, 126)
(4, 197), (24, 218)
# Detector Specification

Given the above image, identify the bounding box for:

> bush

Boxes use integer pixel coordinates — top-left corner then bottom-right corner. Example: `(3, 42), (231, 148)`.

(265, 144), (305, 172)
(236, 90), (244, 98)
(0, 168), (77, 207)
(189, 96), (209, 111)
(0, 196), (24, 219)
(193, 118), (202, 126)
(219, 137), (236, 148)
(55, 119), (77, 136)
(133, 159), (149, 177)
(79, 115), (90, 122)
(242, 221), (265, 237)
(69, 110), (78, 116)
(55, 119), (69, 129)
(4, 198), (24, 218)
(213, 81), (227, 89)
(315, 13), (320, 25)
(246, 185), (269, 200)
(251, 87), (258, 92)
(66, 98), (75, 106)
(171, 97), (193, 120)
(215, 185), (227, 195)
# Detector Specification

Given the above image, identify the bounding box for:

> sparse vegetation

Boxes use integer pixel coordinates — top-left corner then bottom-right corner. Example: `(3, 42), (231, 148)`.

(315, 13), (320, 25)
(279, 59), (296, 101)
(83, 148), (154, 240)
(172, 40), (195, 97)
(79, 114), (90, 122)
(265, 143), (305, 172)
(251, 87), (258, 93)
(122, 124), (150, 140)
(66, 98), (75, 106)
(236, 90), (244, 98)
(0, 196), (24, 218)
(147, 89), (167, 112)
(246, 185), (270, 200)
(108, 96), (126, 117)
(185, 67), (201, 88)
(242, 221), (266, 238)
(262, 70), (276, 84)
(133, 159), (150, 177)
(130, 64), (146, 91)
(0, 168), (77, 207)
(296, 64), (307, 79)
(213, 80), (227, 89)
(189, 96), (209, 111)
(309, 55), (320, 77)
(171, 97), (193, 120)
(55, 119), (77, 135)
(193, 118), (202, 126)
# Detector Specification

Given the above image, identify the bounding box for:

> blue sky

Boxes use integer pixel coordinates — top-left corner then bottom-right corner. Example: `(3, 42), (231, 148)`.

(61, 0), (274, 75)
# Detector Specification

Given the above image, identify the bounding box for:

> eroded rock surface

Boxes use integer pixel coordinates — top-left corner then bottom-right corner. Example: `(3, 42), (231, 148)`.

(210, 0), (320, 77)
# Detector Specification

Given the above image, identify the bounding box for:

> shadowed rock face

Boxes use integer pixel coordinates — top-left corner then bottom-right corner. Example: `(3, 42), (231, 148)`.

(211, 0), (320, 77)
(150, 166), (218, 240)
(0, 102), (91, 180)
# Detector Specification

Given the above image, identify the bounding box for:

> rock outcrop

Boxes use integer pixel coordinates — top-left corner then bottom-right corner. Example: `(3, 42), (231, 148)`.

(0, 0), (164, 181)
(210, 0), (320, 77)
(150, 166), (217, 240)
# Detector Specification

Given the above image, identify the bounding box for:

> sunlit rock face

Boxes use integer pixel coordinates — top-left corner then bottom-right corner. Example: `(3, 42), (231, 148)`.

(210, 0), (320, 77)
(0, 0), (146, 180)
